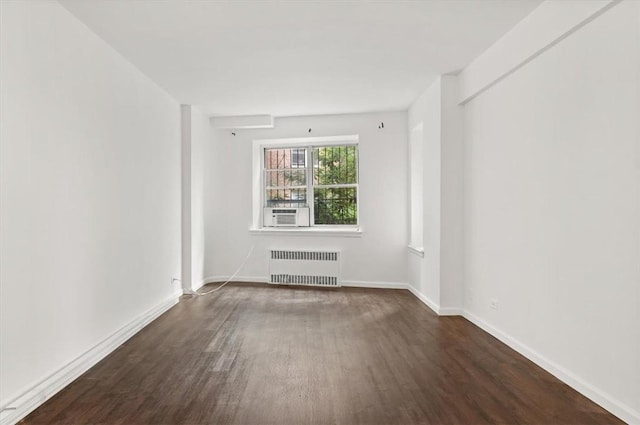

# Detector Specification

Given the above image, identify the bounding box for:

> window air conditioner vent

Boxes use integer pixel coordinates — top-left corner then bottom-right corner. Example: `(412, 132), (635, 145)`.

(275, 214), (296, 226)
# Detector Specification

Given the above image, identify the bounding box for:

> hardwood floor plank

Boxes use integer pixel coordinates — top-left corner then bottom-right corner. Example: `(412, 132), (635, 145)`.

(20, 283), (624, 425)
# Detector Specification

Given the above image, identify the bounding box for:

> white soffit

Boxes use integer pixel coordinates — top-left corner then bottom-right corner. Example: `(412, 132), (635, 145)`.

(211, 115), (274, 129)
(458, 0), (619, 103)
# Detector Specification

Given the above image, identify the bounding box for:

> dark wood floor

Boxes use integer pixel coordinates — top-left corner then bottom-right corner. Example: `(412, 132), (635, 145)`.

(22, 283), (623, 425)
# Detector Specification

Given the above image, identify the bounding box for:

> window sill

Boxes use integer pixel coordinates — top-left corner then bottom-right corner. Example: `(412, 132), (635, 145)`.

(408, 245), (425, 257)
(249, 227), (363, 237)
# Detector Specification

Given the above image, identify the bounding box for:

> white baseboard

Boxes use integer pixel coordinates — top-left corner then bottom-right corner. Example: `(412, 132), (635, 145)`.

(198, 276), (269, 288)
(0, 291), (181, 425)
(438, 307), (465, 316)
(462, 310), (639, 425)
(198, 279), (636, 423)
(7, 282), (632, 425)
(406, 285), (440, 315)
(191, 277), (207, 292)
(342, 280), (408, 290)
(403, 285), (638, 423)
(199, 276), (408, 291)
(405, 286), (464, 316)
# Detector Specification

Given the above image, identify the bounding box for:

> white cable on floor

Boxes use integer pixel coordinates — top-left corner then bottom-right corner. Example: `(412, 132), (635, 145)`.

(190, 245), (256, 296)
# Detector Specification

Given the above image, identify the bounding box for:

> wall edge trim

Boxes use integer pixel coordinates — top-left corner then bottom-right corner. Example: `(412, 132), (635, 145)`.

(407, 285), (440, 315)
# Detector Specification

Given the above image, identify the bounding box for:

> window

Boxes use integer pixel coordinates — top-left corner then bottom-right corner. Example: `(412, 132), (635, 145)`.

(264, 148), (308, 208)
(262, 139), (359, 226)
(312, 145), (358, 225)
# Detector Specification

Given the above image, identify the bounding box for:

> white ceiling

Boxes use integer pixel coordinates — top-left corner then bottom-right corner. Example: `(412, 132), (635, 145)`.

(60, 0), (542, 117)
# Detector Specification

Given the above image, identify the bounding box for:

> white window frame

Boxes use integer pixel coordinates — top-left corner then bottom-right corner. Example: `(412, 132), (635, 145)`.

(252, 135), (360, 231)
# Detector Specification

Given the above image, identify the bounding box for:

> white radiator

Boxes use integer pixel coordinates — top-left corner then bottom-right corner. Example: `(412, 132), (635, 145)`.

(269, 249), (341, 287)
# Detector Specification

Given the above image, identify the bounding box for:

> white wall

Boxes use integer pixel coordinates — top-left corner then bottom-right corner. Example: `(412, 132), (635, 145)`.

(181, 105), (192, 292)
(0, 0), (181, 412)
(409, 123), (424, 249)
(407, 76), (464, 314)
(462, 0), (640, 421)
(179, 104), (210, 292)
(439, 76), (464, 311)
(407, 81), (441, 307)
(190, 107), (210, 290)
(203, 112), (408, 287)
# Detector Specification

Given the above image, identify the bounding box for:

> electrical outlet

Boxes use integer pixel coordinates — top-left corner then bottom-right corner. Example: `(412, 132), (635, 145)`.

(490, 298), (499, 310)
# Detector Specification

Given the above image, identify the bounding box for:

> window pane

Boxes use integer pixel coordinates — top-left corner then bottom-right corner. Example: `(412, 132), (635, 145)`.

(264, 148), (308, 208)
(265, 169), (306, 187)
(313, 145), (358, 185)
(265, 148), (307, 170)
(314, 187), (357, 225)
(291, 148), (306, 168)
(266, 188), (307, 208)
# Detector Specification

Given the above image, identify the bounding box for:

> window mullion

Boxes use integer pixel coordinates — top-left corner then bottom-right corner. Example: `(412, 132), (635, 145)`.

(307, 146), (314, 226)
(313, 183), (358, 189)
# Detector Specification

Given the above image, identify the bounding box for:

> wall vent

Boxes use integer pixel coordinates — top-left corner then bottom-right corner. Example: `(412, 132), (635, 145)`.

(269, 249), (340, 287)
(270, 250), (338, 262)
(270, 274), (338, 286)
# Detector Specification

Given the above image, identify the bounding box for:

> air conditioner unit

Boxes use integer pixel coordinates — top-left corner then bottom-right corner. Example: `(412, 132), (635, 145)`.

(263, 207), (310, 227)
